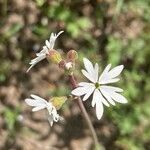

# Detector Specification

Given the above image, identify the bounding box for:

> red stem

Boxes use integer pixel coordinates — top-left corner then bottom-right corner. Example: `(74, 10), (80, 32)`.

(69, 74), (101, 148)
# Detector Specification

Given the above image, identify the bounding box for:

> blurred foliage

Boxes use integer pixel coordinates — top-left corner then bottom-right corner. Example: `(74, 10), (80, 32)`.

(0, 0), (150, 149)
(3, 107), (20, 136)
(44, 1), (92, 38)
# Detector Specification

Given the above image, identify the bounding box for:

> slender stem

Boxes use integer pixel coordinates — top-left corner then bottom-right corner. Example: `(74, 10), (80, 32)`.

(69, 74), (101, 148)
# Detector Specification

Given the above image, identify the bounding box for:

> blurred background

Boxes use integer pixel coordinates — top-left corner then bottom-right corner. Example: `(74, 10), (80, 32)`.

(0, 0), (150, 149)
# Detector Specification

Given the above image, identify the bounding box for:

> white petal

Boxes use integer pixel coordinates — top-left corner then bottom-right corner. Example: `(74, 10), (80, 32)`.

(83, 58), (98, 83)
(111, 92), (127, 104)
(56, 31), (64, 37)
(100, 85), (123, 93)
(43, 46), (49, 52)
(100, 88), (115, 106)
(99, 64), (111, 83)
(26, 65), (34, 73)
(100, 78), (120, 84)
(82, 87), (95, 101)
(108, 65), (124, 79)
(91, 90), (96, 107)
(25, 99), (44, 107)
(32, 105), (46, 112)
(48, 115), (53, 126)
(78, 82), (94, 87)
(45, 40), (50, 49)
(51, 109), (60, 122)
(48, 34), (56, 49)
(96, 101), (103, 120)
(92, 89), (110, 107)
(30, 94), (48, 103)
(97, 89), (110, 107)
(30, 55), (46, 64)
(82, 69), (96, 83)
(100, 86), (127, 104)
(25, 95), (49, 109)
(92, 90), (104, 120)
(36, 46), (48, 56)
(48, 31), (64, 50)
(27, 54), (46, 73)
(94, 63), (99, 81)
(71, 86), (89, 96)
(99, 64), (124, 84)
(83, 58), (95, 74)
(47, 105), (61, 126)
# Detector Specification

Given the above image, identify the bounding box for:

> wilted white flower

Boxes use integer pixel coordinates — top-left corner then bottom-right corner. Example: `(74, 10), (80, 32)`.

(71, 58), (127, 120)
(65, 62), (73, 70)
(25, 94), (62, 126)
(27, 31), (64, 72)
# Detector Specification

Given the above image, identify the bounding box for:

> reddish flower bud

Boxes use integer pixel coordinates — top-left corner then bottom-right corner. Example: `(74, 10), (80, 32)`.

(67, 50), (78, 61)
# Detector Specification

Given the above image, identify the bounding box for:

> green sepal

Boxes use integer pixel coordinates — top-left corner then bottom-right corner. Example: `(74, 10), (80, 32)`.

(50, 96), (67, 110)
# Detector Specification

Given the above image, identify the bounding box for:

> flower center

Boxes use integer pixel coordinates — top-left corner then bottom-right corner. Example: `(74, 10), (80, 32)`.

(95, 82), (100, 89)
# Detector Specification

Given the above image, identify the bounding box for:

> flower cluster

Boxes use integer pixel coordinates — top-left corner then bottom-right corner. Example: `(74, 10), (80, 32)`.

(25, 31), (127, 127)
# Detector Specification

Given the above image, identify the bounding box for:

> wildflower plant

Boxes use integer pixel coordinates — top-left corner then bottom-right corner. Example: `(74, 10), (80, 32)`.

(25, 31), (127, 149)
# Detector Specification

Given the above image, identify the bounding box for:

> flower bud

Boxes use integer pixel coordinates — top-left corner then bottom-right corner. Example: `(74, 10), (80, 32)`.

(48, 50), (62, 64)
(65, 62), (73, 70)
(67, 50), (78, 61)
(59, 60), (66, 69)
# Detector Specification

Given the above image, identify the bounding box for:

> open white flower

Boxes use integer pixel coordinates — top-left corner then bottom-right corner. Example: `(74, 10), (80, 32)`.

(27, 31), (64, 72)
(71, 58), (127, 120)
(25, 94), (62, 126)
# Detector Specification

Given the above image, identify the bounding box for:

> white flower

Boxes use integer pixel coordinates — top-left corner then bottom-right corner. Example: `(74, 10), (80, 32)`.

(71, 58), (127, 120)
(27, 31), (64, 72)
(25, 94), (62, 126)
